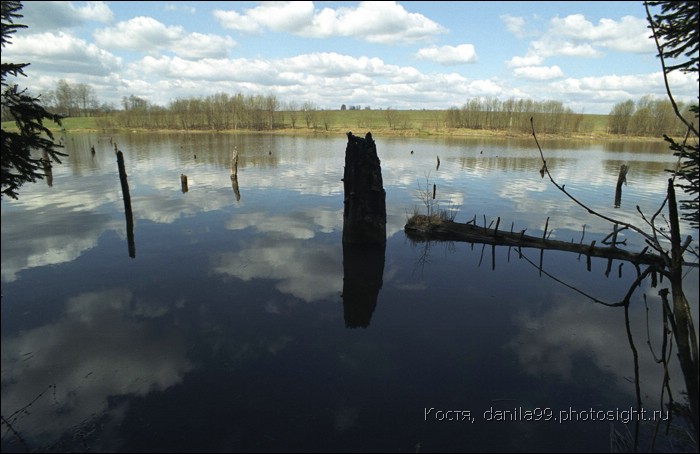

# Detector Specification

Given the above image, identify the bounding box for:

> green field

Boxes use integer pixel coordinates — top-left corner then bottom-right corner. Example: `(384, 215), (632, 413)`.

(2, 116), (98, 131)
(277, 110), (611, 137)
(3, 110), (613, 138)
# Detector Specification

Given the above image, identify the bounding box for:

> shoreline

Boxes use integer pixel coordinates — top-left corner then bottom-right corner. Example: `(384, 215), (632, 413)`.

(43, 125), (675, 143)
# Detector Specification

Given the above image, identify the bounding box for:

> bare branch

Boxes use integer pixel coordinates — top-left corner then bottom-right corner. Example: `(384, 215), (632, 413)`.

(531, 117), (667, 252)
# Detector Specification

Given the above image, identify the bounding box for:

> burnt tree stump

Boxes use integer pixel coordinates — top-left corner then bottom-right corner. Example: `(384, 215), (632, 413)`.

(342, 132), (386, 246)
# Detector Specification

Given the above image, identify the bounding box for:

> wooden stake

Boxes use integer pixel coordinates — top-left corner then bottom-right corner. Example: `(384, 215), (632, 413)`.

(180, 174), (188, 193)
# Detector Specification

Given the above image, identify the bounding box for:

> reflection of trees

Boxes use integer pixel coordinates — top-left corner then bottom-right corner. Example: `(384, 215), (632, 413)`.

(457, 155), (573, 174)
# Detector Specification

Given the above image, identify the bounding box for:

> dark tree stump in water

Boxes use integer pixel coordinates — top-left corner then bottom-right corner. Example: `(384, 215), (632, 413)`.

(342, 132), (386, 246)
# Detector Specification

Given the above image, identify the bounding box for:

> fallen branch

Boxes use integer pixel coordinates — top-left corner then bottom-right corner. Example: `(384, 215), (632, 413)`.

(405, 215), (671, 268)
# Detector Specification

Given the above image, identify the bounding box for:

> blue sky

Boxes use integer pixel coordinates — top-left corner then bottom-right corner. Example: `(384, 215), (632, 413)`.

(3, 1), (696, 114)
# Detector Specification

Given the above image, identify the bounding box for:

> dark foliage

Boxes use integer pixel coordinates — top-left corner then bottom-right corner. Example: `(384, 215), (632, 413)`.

(647, 0), (699, 229)
(1, 0), (65, 199)
(647, 0), (699, 74)
(664, 129), (699, 229)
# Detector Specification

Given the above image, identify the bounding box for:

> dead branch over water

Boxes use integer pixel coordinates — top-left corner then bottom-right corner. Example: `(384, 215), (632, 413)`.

(404, 215), (669, 268)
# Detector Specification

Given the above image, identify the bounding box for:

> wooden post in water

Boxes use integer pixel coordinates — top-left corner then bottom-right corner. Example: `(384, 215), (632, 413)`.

(116, 150), (135, 258)
(41, 150), (53, 187)
(181, 174), (188, 193)
(231, 146), (239, 177)
(614, 164), (628, 208)
(230, 146), (240, 201)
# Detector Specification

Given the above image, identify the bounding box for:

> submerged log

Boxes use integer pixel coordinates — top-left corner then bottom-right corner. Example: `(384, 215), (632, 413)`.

(404, 216), (667, 267)
(342, 132), (386, 246)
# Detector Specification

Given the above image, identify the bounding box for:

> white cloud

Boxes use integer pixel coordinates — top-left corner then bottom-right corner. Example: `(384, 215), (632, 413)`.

(132, 52), (415, 86)
(95, 16), (236, 59)
(508, 13), (655, 76)
(531, 37), (602, 59)
(248, 1), (316, 33)
(214, 1), (446, 44)
(539, 70), (697, 113)
(469, 79), (503, 94)
(20, 1), (114, 30)
(415, 44), (478, 65)
(559, 74), (648, 92)
(76, 1), (114, 23)
(115, 49), (529, 111)
(312, 1), (447, 43)
(165, 4), (197, 14)
(513, 65), (564, 80)
(212, 9), (262, 33)
(170, 32), (237, 59)
(506, 54), (544, 68)
(281, 52), (389, 76)
(213, 1), (316, 34)
(3, 31), (122, 77)
(550, 14), (653, 53)
(501, 14), (528, 38)
(95, 16), (183, 50)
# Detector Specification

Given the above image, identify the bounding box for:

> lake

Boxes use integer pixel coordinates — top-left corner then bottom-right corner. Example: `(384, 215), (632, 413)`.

(1, 131), (698, 452)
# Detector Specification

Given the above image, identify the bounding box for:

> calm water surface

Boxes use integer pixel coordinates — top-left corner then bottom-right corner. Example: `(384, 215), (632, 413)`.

(1, 132), (698, 452)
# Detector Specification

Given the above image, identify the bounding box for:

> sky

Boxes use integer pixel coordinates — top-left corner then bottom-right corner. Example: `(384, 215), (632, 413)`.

(2, 1), (697, 114)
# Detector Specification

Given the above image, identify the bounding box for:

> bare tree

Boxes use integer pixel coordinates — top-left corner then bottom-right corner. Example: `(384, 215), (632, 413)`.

(287, 101), (298, 129)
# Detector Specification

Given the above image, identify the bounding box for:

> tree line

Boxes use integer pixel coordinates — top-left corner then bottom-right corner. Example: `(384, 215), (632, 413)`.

(444, 97), (594, 134)
(607, 96), (695, 136)
(2, 77), (692, 138)
(96, 92), (286, 131)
